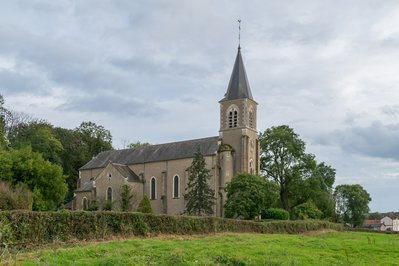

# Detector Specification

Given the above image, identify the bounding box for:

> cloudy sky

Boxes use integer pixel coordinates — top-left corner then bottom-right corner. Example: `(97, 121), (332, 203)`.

(1, 0), (399, 212)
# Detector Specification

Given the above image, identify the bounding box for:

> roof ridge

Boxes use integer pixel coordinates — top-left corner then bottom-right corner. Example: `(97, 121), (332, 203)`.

(116, 136), (219, 151)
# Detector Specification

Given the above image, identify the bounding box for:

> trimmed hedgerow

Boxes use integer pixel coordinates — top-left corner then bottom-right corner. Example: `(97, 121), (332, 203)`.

(0, 211), (342, 250)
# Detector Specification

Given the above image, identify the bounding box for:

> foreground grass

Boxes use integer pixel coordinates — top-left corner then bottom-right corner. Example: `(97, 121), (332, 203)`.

(3, 231), (399, 265)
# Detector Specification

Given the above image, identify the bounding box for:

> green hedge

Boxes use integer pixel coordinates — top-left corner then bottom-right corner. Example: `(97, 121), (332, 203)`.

(0, 211), (343, 249)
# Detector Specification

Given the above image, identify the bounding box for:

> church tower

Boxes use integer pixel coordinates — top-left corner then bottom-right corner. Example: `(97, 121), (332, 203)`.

(217, 46), (260, 216)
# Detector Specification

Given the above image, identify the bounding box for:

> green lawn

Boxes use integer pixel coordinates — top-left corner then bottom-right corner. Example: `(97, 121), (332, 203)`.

(3, 231), (399, 265)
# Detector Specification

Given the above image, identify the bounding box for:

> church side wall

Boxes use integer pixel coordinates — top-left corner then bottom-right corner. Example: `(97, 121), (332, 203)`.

(128, 155), (218, 216)
(141, 161), (167, 214)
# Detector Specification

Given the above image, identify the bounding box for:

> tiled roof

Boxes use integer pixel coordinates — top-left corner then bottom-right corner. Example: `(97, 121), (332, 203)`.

(111, 163), (141, 183)
(363, 220), (381, 224)
(75, 181), (94, 192)
(80, 136), (219, 170)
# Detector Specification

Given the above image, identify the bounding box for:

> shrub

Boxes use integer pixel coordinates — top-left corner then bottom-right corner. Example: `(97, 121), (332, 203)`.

(224, 173), (278, 220)
(137, 195), (152, 214)
(0, 181), (33, 210)
(262, 208), (289, 220)
(87, 200), (99, 211)
(120, 185), (134, 212)
(103, 201), (113, 211)
(292, 200), (323, 220)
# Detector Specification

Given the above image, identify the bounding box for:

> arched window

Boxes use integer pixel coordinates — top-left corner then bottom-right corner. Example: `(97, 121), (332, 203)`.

(107, 187), (112, 202)
(228, 106), (239, 128)
(173, 175), (180, 198)
(249, 110), (254, 128)
(82, 197), (88, 210)
(150, 177), (156, 200)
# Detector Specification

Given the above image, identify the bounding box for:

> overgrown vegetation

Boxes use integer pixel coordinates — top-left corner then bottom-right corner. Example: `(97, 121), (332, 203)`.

(0, 211), (341, 250)
(0, 181), (33, 210)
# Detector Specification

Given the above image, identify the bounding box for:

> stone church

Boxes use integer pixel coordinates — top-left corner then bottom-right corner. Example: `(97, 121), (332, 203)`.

(73, 46), (260, 217)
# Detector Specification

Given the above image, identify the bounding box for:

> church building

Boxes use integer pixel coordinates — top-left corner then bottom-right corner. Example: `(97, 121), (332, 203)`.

(73, 46), (260, 217)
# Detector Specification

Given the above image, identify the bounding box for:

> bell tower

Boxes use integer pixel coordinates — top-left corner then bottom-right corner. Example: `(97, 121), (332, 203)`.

(219, 46), (260, 179)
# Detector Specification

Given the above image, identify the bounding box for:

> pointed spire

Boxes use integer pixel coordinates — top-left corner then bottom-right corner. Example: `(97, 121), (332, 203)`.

(221, 48), (253, 101)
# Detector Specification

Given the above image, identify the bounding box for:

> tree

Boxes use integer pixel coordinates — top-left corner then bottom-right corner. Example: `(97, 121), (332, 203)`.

(137, 195), (152, 213)
(120, 184), (134, 212)
(76, 121), (113, 156)
(53, 127), (90, 203)
(8, 147), (68, 210)
(259, 125), (336, 219)
(128, 141), (150, 149)
(334, 184), (371, 227)
(0, 95), (8, 150)
(224, 173), (278, 219)
(184, 148), (215, 216)
(10, 122), (63, 164)
(259, 125), (308, 210)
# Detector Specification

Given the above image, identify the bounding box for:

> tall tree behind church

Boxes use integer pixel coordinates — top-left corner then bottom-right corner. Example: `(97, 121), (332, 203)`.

(185, 148), (215, 216)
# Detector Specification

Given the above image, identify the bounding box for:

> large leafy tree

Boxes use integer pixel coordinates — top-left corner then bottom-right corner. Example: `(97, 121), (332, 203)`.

(53, 127), (90, 202)
(259, 125), (336, 218)
(334, 184), (371, 227)
(10, 122), (63, 164)
(259, 125), (309, 210)
(77, 121), (112, 156)
(185, 148), (215, 216)
(224, 173), (278, 220)
(2, 147), (68, 210)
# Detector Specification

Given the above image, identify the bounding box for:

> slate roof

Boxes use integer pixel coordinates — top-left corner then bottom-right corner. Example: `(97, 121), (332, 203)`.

(75, 180), (94, 192)
(221, 48), (253, 101)
(111, 163), (141, 183)
(80, 136), (219, 170)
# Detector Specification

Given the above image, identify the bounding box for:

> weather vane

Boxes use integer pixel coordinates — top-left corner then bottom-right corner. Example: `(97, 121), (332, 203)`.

(238, 19), (242, 49)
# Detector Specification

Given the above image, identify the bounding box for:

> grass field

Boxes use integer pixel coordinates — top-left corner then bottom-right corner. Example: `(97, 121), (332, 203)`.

(2, 231), (399, 265)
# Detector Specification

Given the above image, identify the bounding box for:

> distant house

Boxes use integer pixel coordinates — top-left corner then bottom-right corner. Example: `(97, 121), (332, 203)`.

(363, 220), (385, 231)
(393, 218), (399, 231)
(363, 216), (399, 231)
(381, 216), (393, 231)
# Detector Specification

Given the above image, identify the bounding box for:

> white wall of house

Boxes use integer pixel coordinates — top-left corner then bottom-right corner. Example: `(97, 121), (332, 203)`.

(381, 216), (393, 231)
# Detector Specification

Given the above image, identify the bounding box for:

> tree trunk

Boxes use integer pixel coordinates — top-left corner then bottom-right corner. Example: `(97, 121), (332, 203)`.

(280, 186), (289, 210)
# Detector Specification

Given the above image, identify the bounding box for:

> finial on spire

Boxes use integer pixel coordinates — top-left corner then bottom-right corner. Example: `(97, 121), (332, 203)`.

(238, 19), (241, 49)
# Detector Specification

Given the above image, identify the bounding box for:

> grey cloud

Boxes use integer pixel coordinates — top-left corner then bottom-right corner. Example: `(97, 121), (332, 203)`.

(58, 94), (164, 117)
(320, 121), (399, 161)
(381, 105), (399, 117)
(0, 69), (46, 95)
